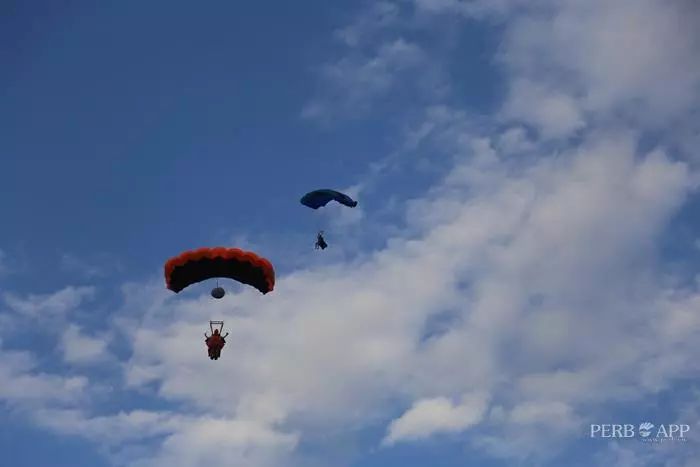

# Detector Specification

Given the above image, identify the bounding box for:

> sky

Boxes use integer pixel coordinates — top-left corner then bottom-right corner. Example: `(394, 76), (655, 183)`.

(1, 0), (699, 466)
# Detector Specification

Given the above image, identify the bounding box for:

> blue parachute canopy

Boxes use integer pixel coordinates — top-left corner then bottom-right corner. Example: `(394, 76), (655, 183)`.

(300, 189), (358, 210)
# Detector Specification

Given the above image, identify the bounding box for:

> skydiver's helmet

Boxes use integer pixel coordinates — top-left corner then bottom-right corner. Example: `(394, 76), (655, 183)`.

(213, 329), (219, 335)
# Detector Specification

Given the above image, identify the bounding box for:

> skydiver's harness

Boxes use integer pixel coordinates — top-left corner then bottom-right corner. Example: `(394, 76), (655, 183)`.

(205, 321), (229, 360)
(205, 321), (228, 342)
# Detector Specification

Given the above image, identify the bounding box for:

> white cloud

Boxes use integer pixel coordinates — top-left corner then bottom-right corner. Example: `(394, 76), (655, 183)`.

(60, 253), (103, 278)
(302, 38), (431, 121)
(3, 285), (95, 317)
(383, 392), (489, 444)
(131, 418), (299, 467)
(496, 126), (534, 155)
(509, 401), (574, 425)
(334, 2), (401, 48)
(498, 0), (700, 134)
(33, 407), (301, 467)
(33, 408), (187, 444)
(61, 324), (109, 364)
(502, 79), (585, 139)
(0, 344), (88, 406)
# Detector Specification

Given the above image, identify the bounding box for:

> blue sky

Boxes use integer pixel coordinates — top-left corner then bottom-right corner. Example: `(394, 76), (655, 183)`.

(1, 1), (699, 466)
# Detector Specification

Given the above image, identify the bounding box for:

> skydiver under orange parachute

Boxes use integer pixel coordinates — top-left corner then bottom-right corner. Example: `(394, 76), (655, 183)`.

(163, 247), (275, 361)
(205, 321), (229, 360)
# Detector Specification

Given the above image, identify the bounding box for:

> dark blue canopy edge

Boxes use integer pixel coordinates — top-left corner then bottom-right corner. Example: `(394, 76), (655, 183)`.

(300, 189), (358, 210)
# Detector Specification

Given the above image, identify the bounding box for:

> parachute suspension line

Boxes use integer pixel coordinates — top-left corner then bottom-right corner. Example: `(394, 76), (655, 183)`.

(315, 210), (324, 239)
(210, 320), (224, 334)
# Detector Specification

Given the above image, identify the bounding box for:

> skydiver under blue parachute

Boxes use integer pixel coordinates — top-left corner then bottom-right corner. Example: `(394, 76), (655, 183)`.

(315, 231), (328, 250)
(300, 189), (358, 250)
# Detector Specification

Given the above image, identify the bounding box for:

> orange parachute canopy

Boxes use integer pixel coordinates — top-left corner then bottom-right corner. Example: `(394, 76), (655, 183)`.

(164, 247), (275, 294)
